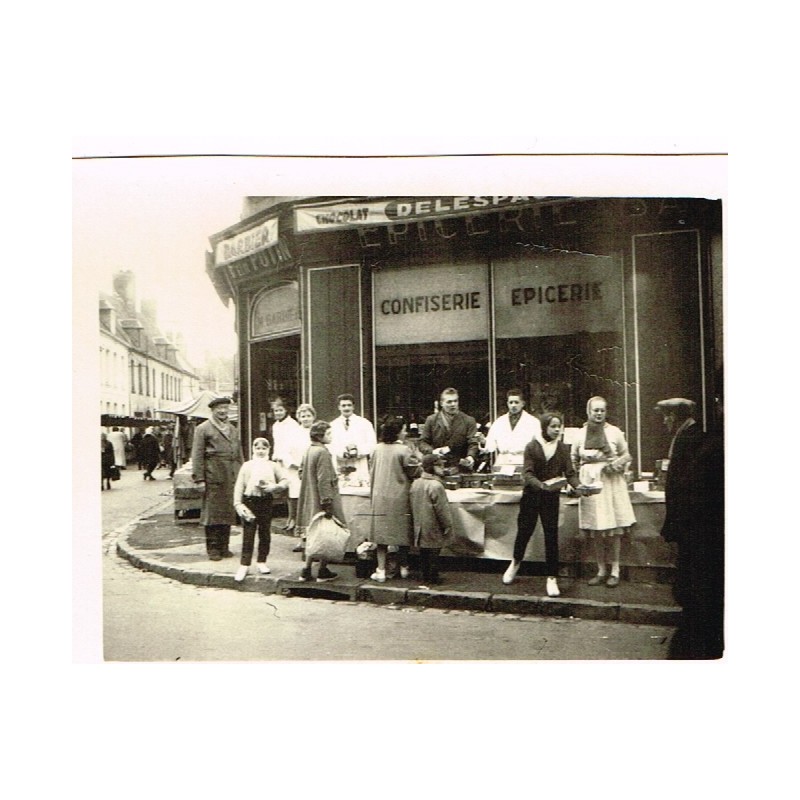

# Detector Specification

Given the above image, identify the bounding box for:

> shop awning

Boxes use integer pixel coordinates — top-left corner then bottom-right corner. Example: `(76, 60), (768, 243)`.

(156, 390), (238, 421)
(101, 415), (163, 428)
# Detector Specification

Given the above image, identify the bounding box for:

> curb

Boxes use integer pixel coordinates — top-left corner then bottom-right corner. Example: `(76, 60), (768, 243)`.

(116, 536), (680, 626)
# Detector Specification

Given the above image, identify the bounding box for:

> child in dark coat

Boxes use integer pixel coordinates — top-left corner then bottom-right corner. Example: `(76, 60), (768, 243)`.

(409, 453), (455, 586)
(503, 412), (583, 597)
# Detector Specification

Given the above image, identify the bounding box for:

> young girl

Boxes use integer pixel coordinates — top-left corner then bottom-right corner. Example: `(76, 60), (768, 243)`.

(232, 438), (289, 582)
(503, 412), (582, 597)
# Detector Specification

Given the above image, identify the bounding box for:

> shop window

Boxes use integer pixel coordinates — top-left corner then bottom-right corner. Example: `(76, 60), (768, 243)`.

(375, 340), (491, 425)
(492, 251), (627, 429)
(373, 262), (490, 424)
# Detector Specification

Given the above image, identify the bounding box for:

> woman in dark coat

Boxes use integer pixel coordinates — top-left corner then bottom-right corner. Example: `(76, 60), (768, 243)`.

(101, 433), (115, 490)
(140, 427), (162, 481)
(503, 412), (582, 597)
(296, 421), (345, 583)
(368, 416), (420, 583)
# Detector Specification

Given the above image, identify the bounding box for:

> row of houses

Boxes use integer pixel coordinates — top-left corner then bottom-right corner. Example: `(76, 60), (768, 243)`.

(99, 270), (202, 425)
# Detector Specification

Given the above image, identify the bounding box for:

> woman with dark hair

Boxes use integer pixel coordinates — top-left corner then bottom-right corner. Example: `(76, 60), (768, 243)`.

(368, 416), (421, 583)
(571, 396), (636, 587)
(296, 421), (345, 582)
(503, 412), (581, 597)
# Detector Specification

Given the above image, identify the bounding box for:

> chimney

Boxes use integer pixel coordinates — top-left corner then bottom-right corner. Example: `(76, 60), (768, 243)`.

(113, 271), (137, 312)
(141, 298), (157, 322)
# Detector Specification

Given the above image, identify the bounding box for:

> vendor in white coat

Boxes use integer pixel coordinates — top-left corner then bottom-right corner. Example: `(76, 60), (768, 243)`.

(328, 393), (377, 486)
(484, 389), (542, 468)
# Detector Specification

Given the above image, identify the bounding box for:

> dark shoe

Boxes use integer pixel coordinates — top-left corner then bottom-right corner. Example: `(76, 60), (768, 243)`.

(588, 575), (606, 586)
(298, 568), (313, 582)
(221, 550), (235, 558)
(209, 553), (223, 562)
(316, 568), (338, 583)
(606, 575), (620, 588)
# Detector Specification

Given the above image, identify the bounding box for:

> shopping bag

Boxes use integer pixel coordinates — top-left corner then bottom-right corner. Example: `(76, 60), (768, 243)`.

(305, 511), (350, 562)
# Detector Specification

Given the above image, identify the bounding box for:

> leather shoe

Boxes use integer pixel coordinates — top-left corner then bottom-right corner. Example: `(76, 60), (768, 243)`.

(209, 553), (223, 562)
(221, 550), (235, 558)
(587, 575), (606, 586)
(606, 575), (620, 587)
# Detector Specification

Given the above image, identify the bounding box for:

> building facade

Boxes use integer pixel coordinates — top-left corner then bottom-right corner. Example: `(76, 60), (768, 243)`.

(206, 195), (723, 478)
(99, 270), (201, 426)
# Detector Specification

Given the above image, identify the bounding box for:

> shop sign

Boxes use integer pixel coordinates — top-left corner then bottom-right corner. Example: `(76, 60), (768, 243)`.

(493, 253), (623, 338)
(251, 282), (300, 339)
(374, 263), (488, 345)
(215, 217), (278, 267)
(294, 196), (544, 233)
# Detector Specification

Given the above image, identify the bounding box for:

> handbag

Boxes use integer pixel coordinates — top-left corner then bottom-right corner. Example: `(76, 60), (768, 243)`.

(305, 511), (350, 562)
(110, 465), (121, 481)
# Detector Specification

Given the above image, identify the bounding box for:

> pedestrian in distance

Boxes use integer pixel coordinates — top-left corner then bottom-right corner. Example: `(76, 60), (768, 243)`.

(571, 396), (636, 587)
(232, 437), (289, 582)
(101, 432), (115, 490)
(503, 412), (583, 597)
(140, 427), (161, 481)
(368, 415), (420, 583)
(108, 426), (128, 469)
(410, 453), (455, 586)
(296, 420), (344, 583)
(129, 430), (143, 469)
(191, 397), (244, 561)
(161, 429), (176, 478)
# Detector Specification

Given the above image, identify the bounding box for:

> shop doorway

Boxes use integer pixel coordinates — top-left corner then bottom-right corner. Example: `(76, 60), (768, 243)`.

(249, 335), (300, 447)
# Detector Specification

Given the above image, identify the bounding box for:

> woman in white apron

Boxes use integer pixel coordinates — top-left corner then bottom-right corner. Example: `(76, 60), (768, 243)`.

(571, 396), (636, 587)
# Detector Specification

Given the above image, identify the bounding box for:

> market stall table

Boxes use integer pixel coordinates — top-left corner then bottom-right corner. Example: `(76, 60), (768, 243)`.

(339, 486), (672, 579)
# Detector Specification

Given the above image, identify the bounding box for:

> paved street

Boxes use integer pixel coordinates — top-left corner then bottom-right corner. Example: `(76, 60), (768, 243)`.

(100, 464), (673, 661)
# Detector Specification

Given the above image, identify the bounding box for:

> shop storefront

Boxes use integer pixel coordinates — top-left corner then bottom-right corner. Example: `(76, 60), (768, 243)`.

(206, 195), (723, 574)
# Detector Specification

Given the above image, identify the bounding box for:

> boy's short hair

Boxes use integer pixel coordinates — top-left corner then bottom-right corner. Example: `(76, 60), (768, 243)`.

(422, 453), (443, 471)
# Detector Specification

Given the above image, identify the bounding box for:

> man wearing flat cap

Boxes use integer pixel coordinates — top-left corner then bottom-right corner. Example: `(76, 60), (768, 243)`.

(191, 397), (244, 561)
(655, 397), (724, 659)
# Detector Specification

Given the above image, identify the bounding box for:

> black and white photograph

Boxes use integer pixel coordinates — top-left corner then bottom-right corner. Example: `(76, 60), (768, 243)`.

(75, 154), (726, 664)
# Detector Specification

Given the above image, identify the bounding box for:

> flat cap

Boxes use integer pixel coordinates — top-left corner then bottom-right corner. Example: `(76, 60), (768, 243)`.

(654, 398), (696, 414)
(208, 396), (232, 408)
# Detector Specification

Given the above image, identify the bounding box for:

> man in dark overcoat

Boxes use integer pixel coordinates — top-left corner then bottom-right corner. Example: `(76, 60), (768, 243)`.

(418, 387), (479, 472)
(656, 398), (724, 659)
(191, 397), (244, 561)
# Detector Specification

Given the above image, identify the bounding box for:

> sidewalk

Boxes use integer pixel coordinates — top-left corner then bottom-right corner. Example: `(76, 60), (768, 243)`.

(116, 509), (681, 627)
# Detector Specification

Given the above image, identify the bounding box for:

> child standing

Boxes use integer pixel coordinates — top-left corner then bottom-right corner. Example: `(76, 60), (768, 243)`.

(503, 412), (582, 597)
(409, 453), (455, 586)
(233, 438), (289, 582)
